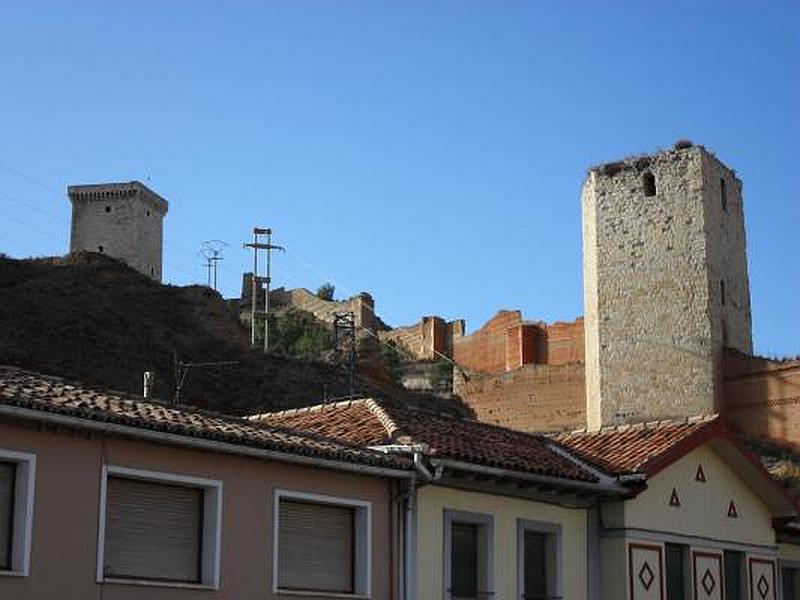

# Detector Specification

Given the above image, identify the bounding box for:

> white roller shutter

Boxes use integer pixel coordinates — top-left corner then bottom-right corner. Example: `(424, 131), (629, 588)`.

(0, 462), (14, 570)
(104, 476), (203, 583)
(278, 499), (355, 593)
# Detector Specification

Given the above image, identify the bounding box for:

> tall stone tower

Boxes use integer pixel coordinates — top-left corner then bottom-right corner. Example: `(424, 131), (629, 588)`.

(68, 181), (169, 281)
(582, 143), (752, 430)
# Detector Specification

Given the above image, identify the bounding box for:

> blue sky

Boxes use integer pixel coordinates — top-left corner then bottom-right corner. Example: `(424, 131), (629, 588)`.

(0, 1), (797, 356)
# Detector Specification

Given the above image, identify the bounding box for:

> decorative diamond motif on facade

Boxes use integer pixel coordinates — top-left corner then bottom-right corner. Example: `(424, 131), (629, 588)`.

(638, 561), (655, 591)
(757, 574), (770, 599)
(701, 568), (716, 595)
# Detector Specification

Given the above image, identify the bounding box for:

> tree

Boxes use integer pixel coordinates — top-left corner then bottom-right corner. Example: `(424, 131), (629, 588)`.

(316, 282), (335, 301)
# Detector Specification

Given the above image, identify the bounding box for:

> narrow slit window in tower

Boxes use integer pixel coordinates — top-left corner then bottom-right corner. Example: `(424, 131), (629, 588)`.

(105, 205), (111, 213)
(643, 172), (656, 197)
(720, 279), (726, 306)
(98, 245), (104, 253)
(720, 178), (727, 212)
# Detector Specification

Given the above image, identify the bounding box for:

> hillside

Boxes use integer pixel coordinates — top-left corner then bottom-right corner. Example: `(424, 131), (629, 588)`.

(0, 253), (468, 416)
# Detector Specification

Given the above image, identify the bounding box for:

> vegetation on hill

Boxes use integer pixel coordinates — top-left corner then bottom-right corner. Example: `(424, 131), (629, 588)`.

(0, 253), (468, 416)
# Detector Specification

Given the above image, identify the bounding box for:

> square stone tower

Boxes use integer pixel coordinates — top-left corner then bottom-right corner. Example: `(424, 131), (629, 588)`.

(68, 181), (169, 281)
(582, 143), (752, 429)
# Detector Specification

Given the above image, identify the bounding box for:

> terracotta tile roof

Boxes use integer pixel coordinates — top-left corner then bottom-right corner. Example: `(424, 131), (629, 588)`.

(553, 415), (721, 476)
(0, 366), (411, 472)
(250, 399), (598, 482)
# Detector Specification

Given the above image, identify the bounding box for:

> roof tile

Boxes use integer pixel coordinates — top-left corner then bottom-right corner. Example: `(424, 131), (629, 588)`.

(553, 415), (720, 475)
(251, 399), (598, 482)
(0, 366), (411, 471)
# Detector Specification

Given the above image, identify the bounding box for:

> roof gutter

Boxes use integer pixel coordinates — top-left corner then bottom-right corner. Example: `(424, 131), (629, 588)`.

(0, 404), (413, 479)
(369, 444), (435, 482)
(429, 458), (630, 495)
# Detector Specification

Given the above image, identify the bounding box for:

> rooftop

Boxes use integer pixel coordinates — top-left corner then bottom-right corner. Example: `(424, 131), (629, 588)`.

(0, 366), (409, 472)
(250, 398), (598, 483)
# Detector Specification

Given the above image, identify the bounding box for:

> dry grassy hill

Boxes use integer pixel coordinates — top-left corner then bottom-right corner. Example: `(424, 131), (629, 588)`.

(0, 252), (468, 416)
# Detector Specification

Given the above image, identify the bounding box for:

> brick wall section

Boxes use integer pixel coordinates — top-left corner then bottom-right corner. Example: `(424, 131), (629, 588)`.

(452, 311), (584, 374)
(454, 363), (586, 433)
(722, 352), (800, 447)
(452, 310), (523, 373)
(541, 318), (585, 365)
(378, 316), (465, 361)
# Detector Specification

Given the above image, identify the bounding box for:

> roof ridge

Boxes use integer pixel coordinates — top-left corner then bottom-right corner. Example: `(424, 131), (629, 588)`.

(247, 397), (372, 421)
(362, 398), (405, 442)
(557, 413), (720, 436)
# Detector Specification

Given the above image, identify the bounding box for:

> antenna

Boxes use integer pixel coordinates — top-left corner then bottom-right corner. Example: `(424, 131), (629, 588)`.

(198, 240), (228, 291)
(333, 312), (357, 399)
(172, 349), (238, 406)
(243, 227), (285, 351)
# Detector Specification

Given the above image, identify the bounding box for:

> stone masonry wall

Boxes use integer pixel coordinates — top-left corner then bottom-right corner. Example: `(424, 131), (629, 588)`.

(582, 145), (751, 429)
(68, 182), (168, 281)
(722, 352), (800, 447)
(378, 317), (465, 361)
(267, 287), (378, 331)
(454, 363), (586, 433)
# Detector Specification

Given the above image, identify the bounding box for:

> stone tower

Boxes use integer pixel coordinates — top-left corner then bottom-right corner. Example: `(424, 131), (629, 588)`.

(68, 181), (168, 281)
(582, 143), (752, 430)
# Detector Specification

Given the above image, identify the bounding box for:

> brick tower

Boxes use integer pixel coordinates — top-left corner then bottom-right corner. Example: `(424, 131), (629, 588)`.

(582, 143), (752, 429)
(68, 181), (168, 281)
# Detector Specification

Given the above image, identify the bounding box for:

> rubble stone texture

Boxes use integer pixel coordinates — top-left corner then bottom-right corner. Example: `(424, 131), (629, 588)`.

(68, 181), (168, 281)
(582, 145), (752, 429)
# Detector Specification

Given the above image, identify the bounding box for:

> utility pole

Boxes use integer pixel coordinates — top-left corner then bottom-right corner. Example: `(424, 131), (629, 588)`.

(199, 240), (227, 291)
(243, 227), (285, 351)
(333, 312), (357, 398)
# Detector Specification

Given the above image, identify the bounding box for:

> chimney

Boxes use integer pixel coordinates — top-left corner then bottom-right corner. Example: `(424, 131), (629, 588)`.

(143, 371), (155, 399)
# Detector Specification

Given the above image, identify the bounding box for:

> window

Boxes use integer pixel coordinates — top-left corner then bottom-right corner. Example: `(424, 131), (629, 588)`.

(518, 519), (562, 600)
(783, 566), (800, 600)
(721, 280), (726, 306)
(444, 510), (493, 600)
(97, 466), (221, 589)
(643, 172), (656, 196)
(720, 178), (728, 213)
(0, 462), (15, 571)
(105, 205), (111, 213)
(665, 543), (688, 600)
(0, 450), (35, 577)
(98, 245), (104, 253)
(274, 490), (371, 597)
(724, 550), (744, 600)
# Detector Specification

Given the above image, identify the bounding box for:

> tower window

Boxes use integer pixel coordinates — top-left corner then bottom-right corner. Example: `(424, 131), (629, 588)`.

(720, 279), (726, 306)
(720, 178), (727, 212)
(98, 245), (104, 253)
(105, 205), (111, 213)
(643, 172), (656, 197)
(146, 210), (151, 217)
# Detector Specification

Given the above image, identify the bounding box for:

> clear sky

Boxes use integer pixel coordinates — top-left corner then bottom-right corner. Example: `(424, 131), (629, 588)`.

(0, 1), (797, 356)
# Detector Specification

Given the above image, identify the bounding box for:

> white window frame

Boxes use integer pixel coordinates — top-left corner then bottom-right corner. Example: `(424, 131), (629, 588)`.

(517, 519), (563, 600)
(0, 449), (35, 577)
(273, 489), (372, 598)
(443, 509), (495, 600)
(96, 465), (222, 590)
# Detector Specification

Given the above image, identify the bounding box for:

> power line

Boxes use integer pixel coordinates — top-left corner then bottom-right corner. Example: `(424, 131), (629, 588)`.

(198, 240), (227, 291)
